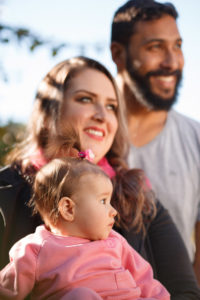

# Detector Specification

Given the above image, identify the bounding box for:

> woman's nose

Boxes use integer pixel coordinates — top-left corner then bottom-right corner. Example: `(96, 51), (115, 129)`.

(93, 104), (106, 122)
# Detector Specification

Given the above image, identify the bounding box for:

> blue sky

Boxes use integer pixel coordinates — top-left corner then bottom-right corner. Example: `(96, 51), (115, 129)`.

(0, 0), (200, 124)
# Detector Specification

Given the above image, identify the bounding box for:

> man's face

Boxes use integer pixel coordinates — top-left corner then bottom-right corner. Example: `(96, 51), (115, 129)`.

(124, 14), (184, 110)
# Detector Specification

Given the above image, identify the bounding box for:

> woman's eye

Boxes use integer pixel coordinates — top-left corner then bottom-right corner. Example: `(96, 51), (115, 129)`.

(77, 97), (92, 103)
(100, 199), (106, 205)
(107, 104), (117, 112)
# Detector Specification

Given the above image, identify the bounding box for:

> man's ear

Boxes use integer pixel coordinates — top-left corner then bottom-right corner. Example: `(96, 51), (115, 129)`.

(58, 197), (75, 222)
(110, 42), (126, 71)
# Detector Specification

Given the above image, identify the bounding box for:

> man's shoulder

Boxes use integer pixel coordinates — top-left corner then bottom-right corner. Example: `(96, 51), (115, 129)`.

(170, 110), (200, 129)
(169, 110), (200, 140)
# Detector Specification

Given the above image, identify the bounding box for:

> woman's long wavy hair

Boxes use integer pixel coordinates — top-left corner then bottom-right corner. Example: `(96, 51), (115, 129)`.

(6, 56), (155, 233)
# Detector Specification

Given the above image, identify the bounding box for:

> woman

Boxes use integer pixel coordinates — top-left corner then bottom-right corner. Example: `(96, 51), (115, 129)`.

(0, 56), (199, 299)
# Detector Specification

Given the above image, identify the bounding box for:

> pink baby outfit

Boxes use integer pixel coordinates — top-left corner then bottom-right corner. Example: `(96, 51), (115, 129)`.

(0, 225), (170, 300)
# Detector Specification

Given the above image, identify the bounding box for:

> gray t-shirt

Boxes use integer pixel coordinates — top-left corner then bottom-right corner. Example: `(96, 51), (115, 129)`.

(128, 110), (200, 261)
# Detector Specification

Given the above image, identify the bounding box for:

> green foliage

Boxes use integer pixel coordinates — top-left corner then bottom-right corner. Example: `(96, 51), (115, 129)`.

(0, 23), (105, 82)
(0, 23), (66, 54)
(0, 122), (25, 166)
(0, 23), (106, 58)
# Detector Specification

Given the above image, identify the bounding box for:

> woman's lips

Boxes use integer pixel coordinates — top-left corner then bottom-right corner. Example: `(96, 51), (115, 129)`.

(84, 127), (105, 141)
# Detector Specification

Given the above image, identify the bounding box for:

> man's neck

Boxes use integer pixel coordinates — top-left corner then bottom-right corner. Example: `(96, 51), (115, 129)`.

(127, 100), (168, 147)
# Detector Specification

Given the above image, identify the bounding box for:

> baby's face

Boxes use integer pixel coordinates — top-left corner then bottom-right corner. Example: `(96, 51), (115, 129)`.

(72, 173), (117, 240)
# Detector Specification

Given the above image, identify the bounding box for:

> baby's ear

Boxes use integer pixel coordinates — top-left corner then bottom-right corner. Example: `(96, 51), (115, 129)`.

(58, 197), (75, 222)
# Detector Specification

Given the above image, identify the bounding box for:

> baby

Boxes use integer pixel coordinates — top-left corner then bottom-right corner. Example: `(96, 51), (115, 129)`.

(0, 156), (170, 300)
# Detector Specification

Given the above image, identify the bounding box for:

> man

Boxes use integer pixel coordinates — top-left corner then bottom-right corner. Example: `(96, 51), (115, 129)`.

(110, 0), (200, 284)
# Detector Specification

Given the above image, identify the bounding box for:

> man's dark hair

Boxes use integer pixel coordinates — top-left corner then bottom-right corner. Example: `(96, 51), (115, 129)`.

(111, 0), (178, 46)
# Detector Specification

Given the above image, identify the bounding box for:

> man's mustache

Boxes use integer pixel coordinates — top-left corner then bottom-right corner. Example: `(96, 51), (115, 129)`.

(146, 69), (182, 78)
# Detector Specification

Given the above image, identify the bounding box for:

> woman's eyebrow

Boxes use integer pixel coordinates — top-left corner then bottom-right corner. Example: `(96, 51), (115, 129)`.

(73, 89), (117, 102)
(107, 98), (118, 104)
(73, 89), (96, 96)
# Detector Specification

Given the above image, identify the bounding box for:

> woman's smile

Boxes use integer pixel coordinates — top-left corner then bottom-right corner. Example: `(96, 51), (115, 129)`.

(61, 68), (118, 163)
(84, 126), (105, 141)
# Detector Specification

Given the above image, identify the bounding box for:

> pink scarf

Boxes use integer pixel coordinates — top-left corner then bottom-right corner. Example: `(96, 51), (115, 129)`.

(30, 150), (152, 190)
(30, 149), (48, 170)
(97, 157), (116, 178)
(30, 150), (116, 179)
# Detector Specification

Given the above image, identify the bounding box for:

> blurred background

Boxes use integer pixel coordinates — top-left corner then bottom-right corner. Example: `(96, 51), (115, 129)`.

(0, 0), (200, 165)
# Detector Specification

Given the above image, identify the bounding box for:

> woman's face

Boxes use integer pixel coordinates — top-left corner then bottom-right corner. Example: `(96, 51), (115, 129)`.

(60, 68), (118, 163)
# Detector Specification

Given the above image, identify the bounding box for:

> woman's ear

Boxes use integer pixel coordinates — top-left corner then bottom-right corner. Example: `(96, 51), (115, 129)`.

(58, 197), (75, 222)
(110, 42), (126, 72)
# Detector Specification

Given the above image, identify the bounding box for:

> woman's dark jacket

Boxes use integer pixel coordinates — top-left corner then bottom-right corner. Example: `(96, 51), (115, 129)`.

(0, 165), (200, 299)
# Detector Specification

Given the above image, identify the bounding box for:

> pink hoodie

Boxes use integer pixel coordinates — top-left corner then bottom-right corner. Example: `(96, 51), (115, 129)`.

(0, 225), (169, 300)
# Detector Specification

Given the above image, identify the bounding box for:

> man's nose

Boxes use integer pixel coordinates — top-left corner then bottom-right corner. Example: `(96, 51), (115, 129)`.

(160, 49), (180, 71)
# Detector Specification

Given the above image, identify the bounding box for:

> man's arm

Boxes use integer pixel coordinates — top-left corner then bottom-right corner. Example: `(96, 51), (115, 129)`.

(193, 220), (200, 286)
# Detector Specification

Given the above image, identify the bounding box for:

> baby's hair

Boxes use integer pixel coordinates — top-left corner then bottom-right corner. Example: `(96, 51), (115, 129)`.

(29, 157), (109, 225)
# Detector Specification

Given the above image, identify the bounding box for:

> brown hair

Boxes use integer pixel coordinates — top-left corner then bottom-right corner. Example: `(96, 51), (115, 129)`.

(111, 0), (178, 46)
(6, 56), (155, 233)
(30, 157), (109, 225)
(112, 169), (155, 233)
(6, 56), (128, 169)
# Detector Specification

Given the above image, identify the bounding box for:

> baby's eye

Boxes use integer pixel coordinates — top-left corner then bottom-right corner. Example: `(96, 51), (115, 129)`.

(100, 199), (106, 205)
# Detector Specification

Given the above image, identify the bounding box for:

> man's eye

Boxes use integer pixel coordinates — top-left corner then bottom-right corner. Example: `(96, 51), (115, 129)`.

(175, 42), (182, 49)
(100, 199), (106, 205)
(149, 44), (161, 50)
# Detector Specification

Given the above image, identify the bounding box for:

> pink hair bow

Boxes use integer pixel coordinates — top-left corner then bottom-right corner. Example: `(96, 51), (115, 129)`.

(78, 149), (95, 162)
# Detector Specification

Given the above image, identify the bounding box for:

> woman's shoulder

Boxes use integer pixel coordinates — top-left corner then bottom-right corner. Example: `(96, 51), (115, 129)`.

(0, 165), (30, 225)
(148, 200), (173, 228)
(0, 164), (32, 233)
(0, 165), (24, 186)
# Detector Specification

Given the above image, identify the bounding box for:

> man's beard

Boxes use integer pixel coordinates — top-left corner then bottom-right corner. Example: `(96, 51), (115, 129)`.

(125, 54), (183, 111)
